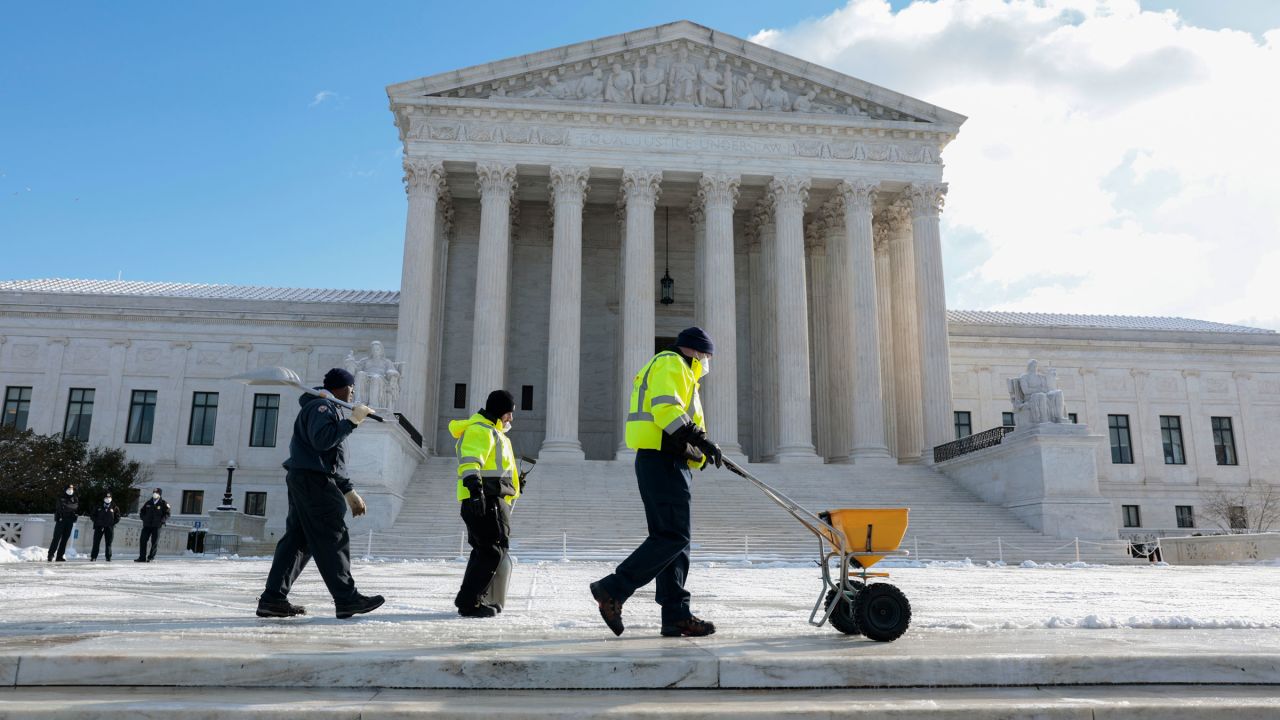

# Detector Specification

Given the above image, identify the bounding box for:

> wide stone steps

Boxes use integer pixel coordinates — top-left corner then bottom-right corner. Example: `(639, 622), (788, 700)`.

(365, 458), (1130, 564)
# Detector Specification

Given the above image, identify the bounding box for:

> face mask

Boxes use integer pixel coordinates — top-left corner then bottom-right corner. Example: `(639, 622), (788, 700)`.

(697, 357), (711, 379)
(152, 493), (160, 500)
(104, 498), (112, 505)
(66, 489), (74, 496)
(503, 421), (512, 432)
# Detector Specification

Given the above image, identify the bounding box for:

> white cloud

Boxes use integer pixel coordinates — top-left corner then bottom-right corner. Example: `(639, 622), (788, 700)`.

(753, 0), (1280, 329)
(308, 90), (339, 109)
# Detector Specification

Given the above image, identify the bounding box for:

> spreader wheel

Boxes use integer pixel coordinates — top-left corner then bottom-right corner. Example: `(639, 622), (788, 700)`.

(853, 583), (911, 642)
(822, 580), (866, 635)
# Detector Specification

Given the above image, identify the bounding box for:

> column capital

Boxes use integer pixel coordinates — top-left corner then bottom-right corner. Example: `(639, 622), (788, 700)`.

(835, 179), (878, 214)
(873, 222), (892, 253)
(439, 187), (455, 237)
(403, 158), (446, 196)
(904, 182), (948, 218)
(687, 198), (706, 230)
(697, 172), (740, 210)
(620, 168), (663, 207)
(804, 215), (827, 253)
(548, 165), (590, 204)
(819, 197), (846, 232)
(475, 161), (518, 197)
(767, 175), (810, 211)
(876, 201), (913, 240)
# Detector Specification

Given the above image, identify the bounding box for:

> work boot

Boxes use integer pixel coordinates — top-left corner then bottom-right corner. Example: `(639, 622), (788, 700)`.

(335, 594), (385, 619)
(457, 603), (499, 618)
(256, 599), (307, 618)
(134, 558), (147, 563)
(661, 616), (716, 637)
(590, 581), (625, 636)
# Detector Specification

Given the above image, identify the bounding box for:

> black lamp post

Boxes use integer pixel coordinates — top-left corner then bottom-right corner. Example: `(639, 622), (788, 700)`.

(219, 460), (237, 511)
(660, 207), (674, 305)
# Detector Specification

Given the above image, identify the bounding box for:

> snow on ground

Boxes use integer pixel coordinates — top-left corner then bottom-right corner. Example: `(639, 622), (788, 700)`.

(0, 539), (47, 564)
(2, 553), (1279, 644)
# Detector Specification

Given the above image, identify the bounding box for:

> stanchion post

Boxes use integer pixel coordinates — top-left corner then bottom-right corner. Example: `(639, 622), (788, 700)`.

(997, 537), (1003, 563)
(562, 531), (568, 562)
(913, 536), (919, 559)
(1075, 537), (1080, 563)
(366, 529), (373, 557)
(744, 534), (750, 563)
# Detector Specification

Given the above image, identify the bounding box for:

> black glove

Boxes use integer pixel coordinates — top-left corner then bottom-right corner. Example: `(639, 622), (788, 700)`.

(696, 436), (723, 468)
(462, 474), (487, 516)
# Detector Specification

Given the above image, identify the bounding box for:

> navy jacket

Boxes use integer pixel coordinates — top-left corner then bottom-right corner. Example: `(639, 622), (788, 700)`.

(139, 498), (171, 528)
(283, 392), (357, 493)
(91, 503), (121, 529)
(54, 494), (79, 522)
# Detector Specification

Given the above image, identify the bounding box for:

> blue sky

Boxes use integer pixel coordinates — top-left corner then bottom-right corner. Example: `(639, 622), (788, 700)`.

(4, 1), (1279, 329)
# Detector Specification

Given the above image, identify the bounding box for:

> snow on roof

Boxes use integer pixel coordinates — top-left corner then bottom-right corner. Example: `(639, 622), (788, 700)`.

(0, 278), (399, 305)
(946, 310), (1274, 335)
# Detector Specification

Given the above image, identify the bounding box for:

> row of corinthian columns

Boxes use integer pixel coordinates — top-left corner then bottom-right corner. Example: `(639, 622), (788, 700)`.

(396, 156), (952, 464)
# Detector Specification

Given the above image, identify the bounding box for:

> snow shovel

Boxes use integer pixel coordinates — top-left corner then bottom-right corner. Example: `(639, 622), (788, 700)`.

(479, 456), (537, 611)
(227, 366), (386, 422)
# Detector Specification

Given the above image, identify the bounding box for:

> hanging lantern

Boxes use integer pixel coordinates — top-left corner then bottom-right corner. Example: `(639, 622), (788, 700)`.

(659, 207), (675, 305)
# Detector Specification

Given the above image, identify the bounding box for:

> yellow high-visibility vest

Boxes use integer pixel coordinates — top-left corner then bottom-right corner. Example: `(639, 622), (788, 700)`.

(449, 413), (521, 503)
(624, 350), (707, 469)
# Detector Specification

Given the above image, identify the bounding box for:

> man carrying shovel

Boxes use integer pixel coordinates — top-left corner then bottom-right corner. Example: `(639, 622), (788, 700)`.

(255, 367), (385, 620)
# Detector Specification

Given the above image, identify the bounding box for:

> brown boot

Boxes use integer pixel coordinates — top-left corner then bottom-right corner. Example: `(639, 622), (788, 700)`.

(590, 581), (625, 636)
(661, 616), (716, 637)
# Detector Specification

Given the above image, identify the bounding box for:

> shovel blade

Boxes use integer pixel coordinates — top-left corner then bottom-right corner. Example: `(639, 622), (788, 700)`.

(227, 366), (304, 386)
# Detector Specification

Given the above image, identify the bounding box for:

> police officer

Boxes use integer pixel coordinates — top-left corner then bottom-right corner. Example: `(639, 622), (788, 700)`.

(48, 483), (78, 562)
(449, 389), (521, 618)
(90, 492), (121, 561)
(591, 327), (722, 637)
(136, 488), (170, 562)
(256, 368), (384, 620)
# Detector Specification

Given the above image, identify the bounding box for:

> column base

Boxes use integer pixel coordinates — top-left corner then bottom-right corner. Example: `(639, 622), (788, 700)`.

(774, 446), (824, 464)
(537, 441), (585, 463)
(852, 446), (894, 465)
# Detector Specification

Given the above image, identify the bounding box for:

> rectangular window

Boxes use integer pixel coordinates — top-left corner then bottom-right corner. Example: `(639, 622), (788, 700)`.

(63, 388), (95, 442)
(453, 383), (467, 410)
(953, 411), (972, 439)
(1160, 415), (1186, 465)
(1068, 412), (1078, 424)
(1175, 505), (1195, 529)
(249, 394), (280, 448)
(521, 385), (534, 412)
(126, 390), (157, 444)
(1229, 505), (1248, 530)
(181, 490), (204, 515)
(2, 386), (32, 431)
(188, 392), (218, 446)
(1002, 411), (1015, 428)
(1211, 416), (1238, 466)
(1122, 504), (1141, 528)
(244, 491), (267, 517)
(1108, 414), (1133, 464)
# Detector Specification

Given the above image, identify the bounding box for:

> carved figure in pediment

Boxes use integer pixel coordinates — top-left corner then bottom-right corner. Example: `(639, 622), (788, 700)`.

(733, 72), (761, 110)
(635, 53), (666, 105)
(763, 78), (791, 112)
(697, 56), (729, 108)
(792, 89), (815, 112)
(522, 73), (575, 100)
(578, 68), (605, 102)
(605, 62), (634, 103)
(666, 47), (699, 105)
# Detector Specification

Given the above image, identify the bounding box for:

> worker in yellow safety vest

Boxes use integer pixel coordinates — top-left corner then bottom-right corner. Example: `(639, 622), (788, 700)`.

(590, 327), (722, 638)
(449, 389), (521, 618)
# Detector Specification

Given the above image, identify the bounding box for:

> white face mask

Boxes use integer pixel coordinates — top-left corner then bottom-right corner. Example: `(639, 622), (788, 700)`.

(152, 493), (160, 500)
(104, 498), (112, 505)
(66, 489), (74, 496)
(503, 420), (512, 432)
(697, 357), (711, 378)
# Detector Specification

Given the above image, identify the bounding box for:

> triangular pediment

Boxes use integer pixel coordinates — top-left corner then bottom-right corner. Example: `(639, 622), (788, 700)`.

(387, 21), (965, 127)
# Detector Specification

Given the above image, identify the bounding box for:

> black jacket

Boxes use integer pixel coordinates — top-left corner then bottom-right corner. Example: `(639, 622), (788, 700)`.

(91, 504), (121, 529)
(139, 498), (171, 528)
(283, 392), (357, 493)
(54, 494), (79, 522)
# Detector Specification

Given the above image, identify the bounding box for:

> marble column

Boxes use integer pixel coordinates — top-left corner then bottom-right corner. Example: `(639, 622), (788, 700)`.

(769, 175), (820, 463)
(905, 183), (954, 457)
(690, 200), (707, 328)
(805, 217), (832, 459)
(838, 181), (891, 461)
(31, 337), (68, 434)
(1130, 369), (1159, 481)
(469, 162), (517, 403)
(540, 165), (590, 461)
(423, 192), (453, 452)
(395, 158), (446, 433)
(873, 225), (898, 459)
(747, 205), (777, 462)
(616, 168), (662, 454)
(697, 172), (742, 454)
(819, 206), (849, 461)
(1181, 370), (1214, 480)
(884, 203), (923, 462)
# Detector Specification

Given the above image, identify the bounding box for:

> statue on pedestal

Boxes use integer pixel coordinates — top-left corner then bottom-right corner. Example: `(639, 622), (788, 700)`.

(1008, 359), (1067, 426)
(343, 341), (402, 411)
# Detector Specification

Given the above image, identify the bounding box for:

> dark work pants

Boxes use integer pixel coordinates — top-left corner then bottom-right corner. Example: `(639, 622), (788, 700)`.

(138, 527), (160, 560)
(91, 526), (114, 560)
(261, 470), (359, 606)
(48, 518), (75, 561)
(598, 450), (693, 625)
(455, 496), (511, 608)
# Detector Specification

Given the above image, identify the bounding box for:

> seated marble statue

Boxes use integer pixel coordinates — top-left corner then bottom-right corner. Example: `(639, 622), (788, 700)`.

(1007, 359), (1067, 426)
(343, 341), (402, 411)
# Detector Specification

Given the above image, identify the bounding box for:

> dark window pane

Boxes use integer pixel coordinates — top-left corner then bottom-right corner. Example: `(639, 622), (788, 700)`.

(521, 385), (534, 412)
(1002, 412), (1015, 427)
(1068, 413), (1078, 424)
(1122, 504), (1141, 527)
(63, 388), (95, 442)
(454, 383), (467, 410)
(244, 491), (267, 517)
(953, 411), (972, 439)
(1160, 415), (1185, 465)
(250, 394), (280, 447)
(1211, 416), (1237, 465)
(126, 390), (157, 444)
(188, 392), (218, 446)
(1229, 505), (1247, 530)
(1175, 505), (1194, 529)
(181, 490), (204, 515)
(2, 386), (32, 431)
(1108, 414), (1133, 464)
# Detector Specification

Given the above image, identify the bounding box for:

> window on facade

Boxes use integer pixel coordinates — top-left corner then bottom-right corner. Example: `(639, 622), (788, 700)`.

(1001, 412), (1015, 428)
(521, 385), (534, 412)
(249, 394), (280, 448)
(1108, 414), (1134, 464)
(1068, 412), (1078, 424)
(1122, 504), (1141, 528)
(454, 383), (467, 410)
(953, 411), (972, 439)
(180, 490), (204, 515)
(188, 392), (218, 446)
(244, 491), (267, 517)
(126, 390), (157, 444)
(1175, 505), (1195, 529)
(63, 388), (95, 442)
(2, 386), (32, 431)
(1160, 415), (1186, 465)
(1211, 417), (1238, 466)
(1229, 505), (1248, 530)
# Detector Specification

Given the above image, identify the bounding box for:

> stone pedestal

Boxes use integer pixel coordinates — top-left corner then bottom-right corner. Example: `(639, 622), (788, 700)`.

(1160, 533), (1280, 565)
(206, 510), (268, 541)
(342, 422), (429, 531)
(936, 423), (1117, 541)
